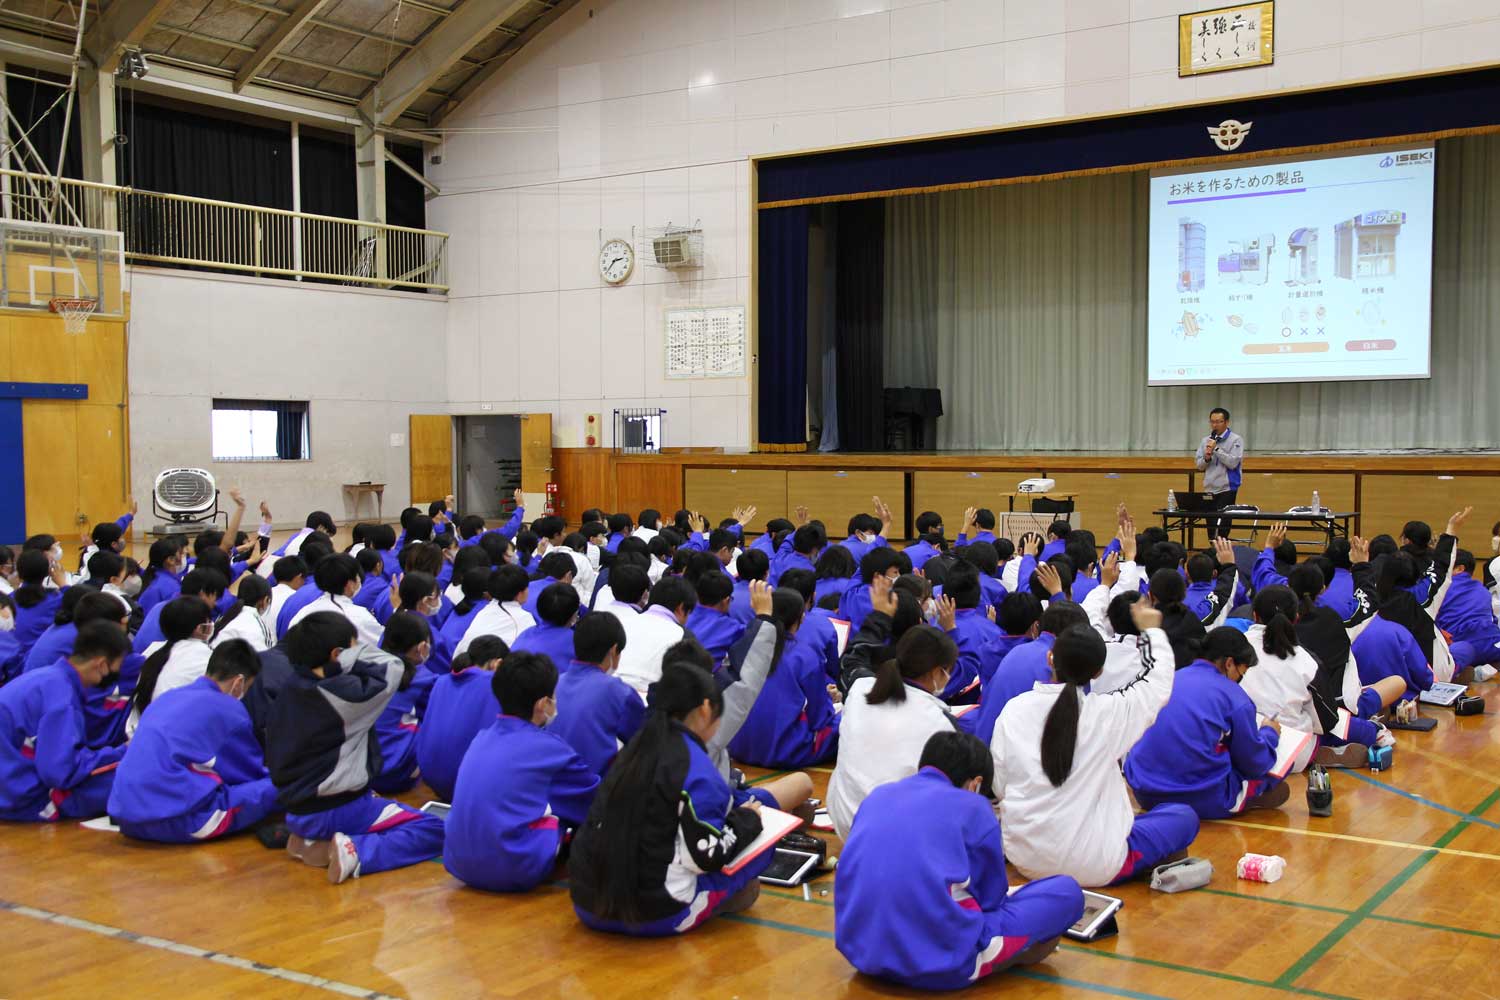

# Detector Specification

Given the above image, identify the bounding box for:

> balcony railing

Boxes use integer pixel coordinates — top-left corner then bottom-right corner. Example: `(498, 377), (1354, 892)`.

(0, 168), (447, 293)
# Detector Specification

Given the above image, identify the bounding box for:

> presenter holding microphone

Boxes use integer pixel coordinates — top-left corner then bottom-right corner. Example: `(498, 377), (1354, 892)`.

(1195, 407), (1244, 539)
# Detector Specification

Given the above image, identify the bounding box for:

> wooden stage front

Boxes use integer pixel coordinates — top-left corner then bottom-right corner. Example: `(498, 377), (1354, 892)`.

(554, 449), (1500, 545)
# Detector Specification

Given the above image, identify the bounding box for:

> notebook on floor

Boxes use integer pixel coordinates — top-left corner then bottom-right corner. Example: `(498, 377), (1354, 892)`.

(724, 806), (804, 875)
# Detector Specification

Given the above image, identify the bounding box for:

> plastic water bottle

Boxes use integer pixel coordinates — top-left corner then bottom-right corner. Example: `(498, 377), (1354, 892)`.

(1311, 490), (1321, 512)
(1167, 490), (1178, 512)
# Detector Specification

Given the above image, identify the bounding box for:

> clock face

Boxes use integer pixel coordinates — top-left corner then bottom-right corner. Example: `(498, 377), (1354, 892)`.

(599, 239), (634, 284)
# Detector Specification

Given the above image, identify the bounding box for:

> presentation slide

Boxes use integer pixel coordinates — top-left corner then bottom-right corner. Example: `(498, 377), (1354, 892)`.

(1148, 146), (1435, 386)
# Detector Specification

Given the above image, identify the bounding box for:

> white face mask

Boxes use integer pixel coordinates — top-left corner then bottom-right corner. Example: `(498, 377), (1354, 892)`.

(49, 545), (63, 563)
(0, 611), (13, 632)
(120, 576), (143, 597)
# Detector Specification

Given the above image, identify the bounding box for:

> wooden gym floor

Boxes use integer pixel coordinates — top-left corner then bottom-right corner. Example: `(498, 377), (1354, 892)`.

(3, 530), (1492, 999)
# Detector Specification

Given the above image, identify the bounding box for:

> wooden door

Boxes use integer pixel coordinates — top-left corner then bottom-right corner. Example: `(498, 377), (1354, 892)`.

(520, 413), (553, 495)
(409, 414), (453, 507)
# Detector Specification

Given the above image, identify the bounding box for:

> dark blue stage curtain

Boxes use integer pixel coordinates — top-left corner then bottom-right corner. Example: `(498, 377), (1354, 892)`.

(834, 200), (886, 452)
(756, 205), (810, 448)
(757, 67), (1500, 206)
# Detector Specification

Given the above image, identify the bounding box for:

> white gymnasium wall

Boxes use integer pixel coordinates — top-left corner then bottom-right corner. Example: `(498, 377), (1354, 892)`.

(127, 268), (448, 526)
(427, 0), (1500, 451)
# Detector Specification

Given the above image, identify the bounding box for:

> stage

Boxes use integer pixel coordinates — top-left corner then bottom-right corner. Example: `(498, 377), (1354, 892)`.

(552, 448), (1499, 547)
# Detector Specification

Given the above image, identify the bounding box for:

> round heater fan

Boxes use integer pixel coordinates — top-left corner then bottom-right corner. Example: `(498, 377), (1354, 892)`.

(152, 467), (220, 526)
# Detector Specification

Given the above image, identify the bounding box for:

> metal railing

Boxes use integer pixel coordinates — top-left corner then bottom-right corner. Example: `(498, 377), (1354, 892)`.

(0, 168), (448, 292)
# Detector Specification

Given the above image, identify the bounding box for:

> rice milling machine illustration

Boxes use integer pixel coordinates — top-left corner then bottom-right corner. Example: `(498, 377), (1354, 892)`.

(1217, 233), (1275, 285)
(1334, 210), (1406, 278)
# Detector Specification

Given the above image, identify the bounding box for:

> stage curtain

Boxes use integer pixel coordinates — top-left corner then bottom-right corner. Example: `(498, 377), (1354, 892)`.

(756, 206), (810, 447)
(884, 134), (1500, 452)
(834, 200), (887, 451)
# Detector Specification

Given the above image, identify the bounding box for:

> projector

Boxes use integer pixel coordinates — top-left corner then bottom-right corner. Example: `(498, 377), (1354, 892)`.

(1017, 478), (1056, 493)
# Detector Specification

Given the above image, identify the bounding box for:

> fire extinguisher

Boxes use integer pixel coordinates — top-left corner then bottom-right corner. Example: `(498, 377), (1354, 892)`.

(544, 482), (559, 516)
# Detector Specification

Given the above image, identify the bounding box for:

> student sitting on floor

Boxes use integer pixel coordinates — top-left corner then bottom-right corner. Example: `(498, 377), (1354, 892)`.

(1437, 547), (1500, 681)
(23, 591), (137, 748)
(836, 731), (1085, 991)
(993, 606), (1198, 887)
(370, 612), (432, 795)
(288, 553), (384, 648)
(973, 585), (1087, 747)
(456, 564), (535, 654)
(128, 597), (216, 738)
(614, 576), (696, 693)
(211, 575), (275, 652)
(108, 639), (278, 843)
(684, 571), (745, 668)
(1240, 587), (1322, 741)
(1124, 628), (1288, 820)
(729, 587), (841, 768)
(269, 613), (445, 884)
(569, 662), (771, 936)
(828, 624), (961, 838)
(552, 612), (645, 777)
(135, 540), (183, 615)
(509, 582), (581, 669)
(0, 622), (130, 821)
(445, 652), (600, 893)
(415, 637), (507, 802)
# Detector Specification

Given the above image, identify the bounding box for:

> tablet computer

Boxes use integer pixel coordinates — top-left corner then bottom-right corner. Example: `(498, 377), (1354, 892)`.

(420, 801), (451, 820)
(758, 848), (821, 887)
(1066, 890), (1123, 942)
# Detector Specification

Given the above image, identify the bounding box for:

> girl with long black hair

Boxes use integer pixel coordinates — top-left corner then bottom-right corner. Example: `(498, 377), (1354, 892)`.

(128, 597), (214, 737)
(570, 662), (768, 936)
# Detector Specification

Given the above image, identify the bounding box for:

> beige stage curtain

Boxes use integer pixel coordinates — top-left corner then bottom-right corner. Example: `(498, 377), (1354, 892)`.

(884, 135), (1500, 452)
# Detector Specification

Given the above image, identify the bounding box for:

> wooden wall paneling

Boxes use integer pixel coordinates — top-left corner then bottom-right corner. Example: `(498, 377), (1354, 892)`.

(74, 404), (127, 527)
(74, 322), (126, 405)
(551, 448), (612, 525)
(616, 458), (685, 519)
(519, 413), (553, 494)
(24, 399), (79, 539)
(683, 468), (785, 533)
(786, 470), (906, 538)
(408, 414), (453, 506)
(8, 313), (78, 385)
(1357, 474), (1490, 545)
(911, 470), (1045, 542)
(1235, 472), (1356, 520)
(1046, 472), (1198, 540)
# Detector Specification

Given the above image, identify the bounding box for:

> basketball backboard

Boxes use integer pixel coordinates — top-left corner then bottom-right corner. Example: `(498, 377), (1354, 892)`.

(0, 219), (125, 317)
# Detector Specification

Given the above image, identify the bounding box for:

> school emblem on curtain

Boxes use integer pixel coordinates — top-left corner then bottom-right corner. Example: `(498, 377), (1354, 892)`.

(1208, 119), (1254, 151)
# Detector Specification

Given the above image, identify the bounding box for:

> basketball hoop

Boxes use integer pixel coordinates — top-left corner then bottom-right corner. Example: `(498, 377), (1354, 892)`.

(50, 297), (97, 335)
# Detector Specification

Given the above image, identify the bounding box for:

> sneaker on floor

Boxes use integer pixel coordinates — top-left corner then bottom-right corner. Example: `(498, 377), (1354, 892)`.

(1312, 743), (1366, 769)
(1375, 725), (1397, 749)
(328, 832), (361, 884)
(1243, 782), (1292, 812)
(1474, 665), (1498, 683)
(287, 834), (331, 867)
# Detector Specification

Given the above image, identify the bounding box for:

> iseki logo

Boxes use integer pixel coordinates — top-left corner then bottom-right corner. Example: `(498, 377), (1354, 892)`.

(1208, 119), (1253, 151)
(1380, 151), (1433, 168)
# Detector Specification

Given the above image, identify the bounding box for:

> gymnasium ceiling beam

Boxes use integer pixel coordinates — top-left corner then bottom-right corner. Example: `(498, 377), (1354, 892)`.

(431, 0), (576, 125)
(233, 0), (335, 93)
(83, 0), (176, 74)
(358, 0), (532, 126)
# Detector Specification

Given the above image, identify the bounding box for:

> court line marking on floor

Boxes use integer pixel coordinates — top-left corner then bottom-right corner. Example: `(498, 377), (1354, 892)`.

(1215, 817), (1500, 862)
(1401, 742), (1500, 787)
(0, 899), (402, 1000)
(1271, 785), (1500, 990)
(1342, 769), (1500, 831)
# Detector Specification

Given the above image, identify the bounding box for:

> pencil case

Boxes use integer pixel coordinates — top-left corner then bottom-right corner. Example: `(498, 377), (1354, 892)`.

(1149, 856), (1213, 893)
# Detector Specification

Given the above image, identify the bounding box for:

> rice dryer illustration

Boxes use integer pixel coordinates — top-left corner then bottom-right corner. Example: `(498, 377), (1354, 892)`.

(1284, 227), (1319, 285)
(1334, 210), (1406, 278)
(1177, 217), (1206, 292)
(1217, 233), (1274, 285)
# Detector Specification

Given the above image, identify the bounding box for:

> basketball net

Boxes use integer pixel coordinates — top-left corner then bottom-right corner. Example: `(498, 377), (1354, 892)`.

(50, 297), (97, 335)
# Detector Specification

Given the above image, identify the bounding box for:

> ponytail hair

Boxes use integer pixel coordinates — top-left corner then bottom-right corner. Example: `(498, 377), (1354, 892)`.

(866, 625), (957, 706)
(140, 538), (177, 591)
(84, 522), (125, 569)
(133, 597), (213, 715)
(452, 567), (492, 617)
(211, 574), (272, 641)
(1286, 563), (1324, 619)
(13, 549), (52, 610)
(1148, 568), (1187, 610)
(581, 662), (722, 922)
(1252, 585), (1299, 658)
(1040, 625), (1106, 787)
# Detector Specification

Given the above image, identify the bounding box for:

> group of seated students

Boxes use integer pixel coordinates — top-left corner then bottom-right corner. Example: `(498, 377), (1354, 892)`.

(1, 487), (1497, 991)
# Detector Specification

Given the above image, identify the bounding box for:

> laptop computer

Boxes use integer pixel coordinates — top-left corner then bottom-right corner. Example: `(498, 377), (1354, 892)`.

(1174, 491), (1220, 513)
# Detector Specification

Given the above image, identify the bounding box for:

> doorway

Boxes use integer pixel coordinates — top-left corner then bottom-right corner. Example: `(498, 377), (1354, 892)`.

(455, 415), (521, 518)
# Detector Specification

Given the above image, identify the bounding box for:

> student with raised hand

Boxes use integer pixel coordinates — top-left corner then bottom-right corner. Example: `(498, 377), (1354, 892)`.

(76, 502), (135, 580)
(771, 522), (824, 585)
(456, 564), (535, 654)
(0, 621), (130, 821)
(416, 636), (507, 801)
(828, 624), (961, 839)
(729, 587), (841, 768)
(108, 639), (278, 843)
(939, 562), (999, 703)
(956, 506), (998, 547)
(1125, 627), (1288, 820)
(510, 582), (581, 668)
(839, 547), (903, 634)
(1183, 538), (1240, 629)
(552, 612), (645, 777)
(839, 497), (893, 565)
(837, 731), (1085, 990)
(973, 596), (1090, 747)
(445, 652), (599, 893)
(837, 574), (924, 693)
(211, 575), (275, 652)
(128, 597), (216, 738)
(614, 576), (696, 693)
(570, 661), (771, 936)
(995, 605), (1197, 886)
(271, 612), (445, 883)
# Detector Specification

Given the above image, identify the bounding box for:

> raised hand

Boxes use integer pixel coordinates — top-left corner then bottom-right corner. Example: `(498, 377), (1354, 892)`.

(129, 497), (138, 517)
(513, 488), (525, 508)
(1119, 518), (1137, 563)
(1351, 535), (1370, 564)
(962, 506), (978, 533)
(935, 594), (957, 632)
(873, 495), (892, 533)
(869, 574), (896, 617)
(794, 505), (810, 527)
(1267, 522), (1288, 551)
(1034, 561), (1063, 597)
(259, 500), (272, 521)
(1100, 550), (1121, 589)
(1447, 506), (1473, 536)
(1115, 502), (1129, 528)
(1130, 600), (1163, 631)
(1213, 536), (1235, 566)
(749, 579), (773, 616)
(229, 487), (246, 507)
(1022, 532), (1044, 558)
